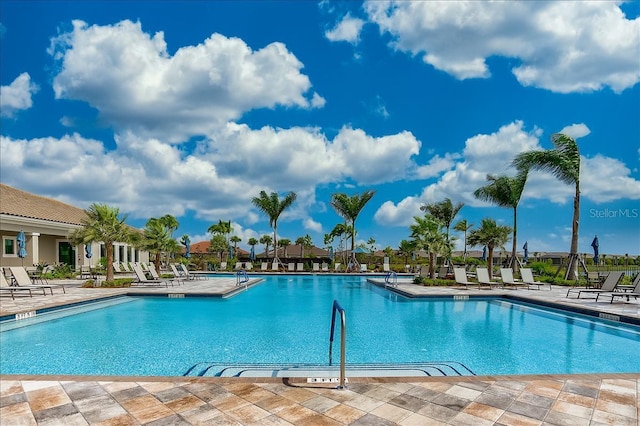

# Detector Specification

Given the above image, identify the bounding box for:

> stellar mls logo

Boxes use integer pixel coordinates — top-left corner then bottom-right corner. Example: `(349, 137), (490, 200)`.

(589, 208), (639, 219)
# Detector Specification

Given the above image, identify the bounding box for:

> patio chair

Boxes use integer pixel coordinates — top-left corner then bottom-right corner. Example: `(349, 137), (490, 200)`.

(437, 266), (451, 279)
(9, 266), (64, 294)
(476, 267), (499, 289)
(312, 263), (320, 272)
(520, 268), (551, 290)
(334, 263), (342, 272)
(0, 271), (32, 299)
(244, 262), (253, 271)
(148, 264), (176, 286)
(586, 271), (602, 288)
(500, 268), (526, 290)
(234, 262), (242, 271)
(271, 262), (279, 272)
(219, 262), (227, 271)
(453, 267), (476, 288)
(321, 263), (329, 272)
(131, 264), (168, 287)
(297, 263), (304, 272)
(360, 264), (368, 272)
(566, 271), (624, 299)
(178, 263), (204, 280)
(595, 273), (640, 303)
(169, 264), (187, 283)
(288, 263), (295, 272)
(261, 262), (268, 271)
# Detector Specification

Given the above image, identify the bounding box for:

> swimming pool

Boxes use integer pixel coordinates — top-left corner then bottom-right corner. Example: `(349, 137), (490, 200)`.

(1, 274), (639, 377)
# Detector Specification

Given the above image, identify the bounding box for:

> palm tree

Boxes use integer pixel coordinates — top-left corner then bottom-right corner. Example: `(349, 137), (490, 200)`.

(327, 223), (351, 264)
(259, 234), (273, 259)
(69, 203), (132, 282)
(410, 215), (449, 278)
(248, 237), (259, 260)
(420, 198), (464, 260)
(453, 219), (473, 261)
(467, 218), (512, 279)
(230, 235), (241, 258)
(141, 217), (174, 271)
(330, 190), (376, 269)
(209, 234), (228, 262)
(398, 239), (417, 266)
(473, 170), (528, 271)
(252, 191), (297, 264)
(513, 133), (581, 280)
(295, 234), (312, 258)
(278, 238), (291, 258)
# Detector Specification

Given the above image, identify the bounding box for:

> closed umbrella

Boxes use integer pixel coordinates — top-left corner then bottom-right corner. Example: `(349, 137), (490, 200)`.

(522, 241), (528, 264)
(591, 236), (599, 265)
(17, 231), (27, 265)
(329, 246), (334, 261)
(482, 246), (487, 261)
(250, 245), (255, 261)
(183, 237), (191, 259)
(85, 243), (93, 259)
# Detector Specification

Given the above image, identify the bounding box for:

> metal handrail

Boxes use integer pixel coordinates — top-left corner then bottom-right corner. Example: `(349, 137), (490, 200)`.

(385, 271), (398, 287)
(328, 300), (347, 389)
(236, 270), (249, 287)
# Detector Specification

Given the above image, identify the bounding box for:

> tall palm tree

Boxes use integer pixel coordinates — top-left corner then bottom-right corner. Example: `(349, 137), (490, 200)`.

(468, 218), (512, 279)
(453, 219), (473, 261)
(278, 238), (291, 258)
(69, 203), (132, 282)
(230, 235), (241, 258)
(398, 239), (417, 266)
(473, 170), (528, 271)
(330, 190), (376, 269)
(513, 133), (581, 280)
(252, 191), (297, 264)
(259, 234), (273, 260)
(410, 215), (449, 278)
(141, 217), (174, 271)
(420, 198), (464, 241)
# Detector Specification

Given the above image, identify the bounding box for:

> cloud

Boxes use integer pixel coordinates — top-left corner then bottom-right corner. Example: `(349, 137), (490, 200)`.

(0, 73), (38, 117)
(559, 123), (591, 139)
(325, 13), (365, 44)
(48, 19), (322, 142)
(364, 1), (639, 93)
(373, 120), (640, 226)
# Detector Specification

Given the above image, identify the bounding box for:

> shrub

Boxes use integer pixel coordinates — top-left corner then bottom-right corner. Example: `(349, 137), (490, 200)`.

(100, 278), (134, 287)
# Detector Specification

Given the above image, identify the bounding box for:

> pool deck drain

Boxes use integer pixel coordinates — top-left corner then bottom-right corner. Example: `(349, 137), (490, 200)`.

(1, 275), (639, 424)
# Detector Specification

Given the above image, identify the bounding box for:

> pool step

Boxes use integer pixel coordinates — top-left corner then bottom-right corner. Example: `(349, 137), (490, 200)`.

(183, 362), (475, 378)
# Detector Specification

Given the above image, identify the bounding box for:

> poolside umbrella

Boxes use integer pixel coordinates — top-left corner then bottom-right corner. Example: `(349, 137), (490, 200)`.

(591, 235), (599, 265)
(522, 241), (528, 264)
(17, 230), (27, 265)
(85, 243), (92, 259)
(184, 237), (191, 259)
(249, 245), (255, 261)
(482, 246), (487, 261)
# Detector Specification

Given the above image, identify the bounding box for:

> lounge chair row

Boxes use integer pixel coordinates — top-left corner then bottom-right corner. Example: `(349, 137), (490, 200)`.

(453, 267), (550, 290)
(567, 271), (640, 303)
(0, 266), (66, 299)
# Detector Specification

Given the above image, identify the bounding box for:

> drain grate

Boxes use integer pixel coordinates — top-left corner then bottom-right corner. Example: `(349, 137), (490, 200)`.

(307, 377), (349, 384)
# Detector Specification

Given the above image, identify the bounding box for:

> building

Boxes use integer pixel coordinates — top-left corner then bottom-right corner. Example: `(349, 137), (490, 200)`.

(0, 184), (148, 269)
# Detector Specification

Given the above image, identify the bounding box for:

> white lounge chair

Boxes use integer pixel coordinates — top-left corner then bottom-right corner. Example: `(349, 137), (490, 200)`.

(297, 263), (304, 272)
(500, 268), (526, 289)
(321, 263), (329, 272)
(148, 264), (176, 286)
(520, 268), (551, 290)
(476, 267), (499, 289)
(261, 262), (268, 271)
(131, 264), (167, 287)
(360, 264), (368, 273)
(244, 262), (253, 270)
(234, 262), (242, 271)
(334, 263), (342, 272)
(454, 267), (476, 288)
(288, 263), (295, 272)
(9, 266), (63, 294)
(219, 262), (227, 271)
(312, 263), (320, 272)
(1, 272), (33, 299)
(272, 262), (279, 272)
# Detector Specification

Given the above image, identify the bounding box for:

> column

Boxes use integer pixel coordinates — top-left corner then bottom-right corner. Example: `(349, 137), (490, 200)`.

(30, 233), (40, 266)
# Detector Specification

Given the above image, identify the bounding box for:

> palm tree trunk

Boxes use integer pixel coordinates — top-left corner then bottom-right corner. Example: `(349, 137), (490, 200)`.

(106, 243), (114, 282)
(511, 207), (518, 273)
(565, 186), (581, 280)
(273, 226), (278, 264)
(428, 251), (435, 279)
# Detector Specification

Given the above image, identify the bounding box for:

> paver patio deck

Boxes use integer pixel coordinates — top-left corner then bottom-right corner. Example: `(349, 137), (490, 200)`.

(1, 275), (638, 425)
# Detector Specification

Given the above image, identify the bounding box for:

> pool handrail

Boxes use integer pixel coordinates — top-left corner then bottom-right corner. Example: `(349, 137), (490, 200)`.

(236, 270), (249, 287)
(328, 299), (347, 389)
(385, 271), (398, 288)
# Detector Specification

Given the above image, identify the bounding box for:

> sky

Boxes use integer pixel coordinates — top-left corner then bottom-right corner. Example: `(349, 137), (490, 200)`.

(1, 1), (639, 257)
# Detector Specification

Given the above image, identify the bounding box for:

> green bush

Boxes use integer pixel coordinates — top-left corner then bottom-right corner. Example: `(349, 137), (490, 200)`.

(100, 278), (134, 287)
(42, 263), (75, 279)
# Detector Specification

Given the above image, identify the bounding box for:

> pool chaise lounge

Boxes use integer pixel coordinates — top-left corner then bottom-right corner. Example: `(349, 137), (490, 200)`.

(131, 264), (169, 287)
(453, 267), (477, 288)
(566, 270), (624, 299)
(521, 268), (551, 290)
(595, 273), (640, 303)
(499, 268), (527, 290)
(0, 271), (33, 299)
(9, 266), (64, 294)
(476, 267), (499, 289)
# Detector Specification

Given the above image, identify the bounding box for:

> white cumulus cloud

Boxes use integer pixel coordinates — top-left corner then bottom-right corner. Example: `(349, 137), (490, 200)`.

(0, 73), (38, 117)
(364, 1), (639, 93)
(48, 19), (322, 142)
(325, 13), (365, 44)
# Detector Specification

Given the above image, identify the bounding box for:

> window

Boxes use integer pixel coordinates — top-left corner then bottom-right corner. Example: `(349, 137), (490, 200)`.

(3, 237), (17, 257)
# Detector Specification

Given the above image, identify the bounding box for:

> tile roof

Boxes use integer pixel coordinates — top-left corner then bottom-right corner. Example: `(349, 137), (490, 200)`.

(0, 184), (87, 226)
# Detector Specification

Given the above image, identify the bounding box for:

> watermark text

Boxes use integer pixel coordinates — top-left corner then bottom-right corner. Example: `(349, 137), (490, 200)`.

(589, 208), (638, 219)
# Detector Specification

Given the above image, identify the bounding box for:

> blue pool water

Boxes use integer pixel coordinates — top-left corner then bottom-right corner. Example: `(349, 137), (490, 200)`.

(1, 275), (639, 376)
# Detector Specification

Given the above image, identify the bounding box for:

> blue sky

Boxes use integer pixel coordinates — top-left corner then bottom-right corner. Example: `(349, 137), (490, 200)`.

(1, 1), (639, 256)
